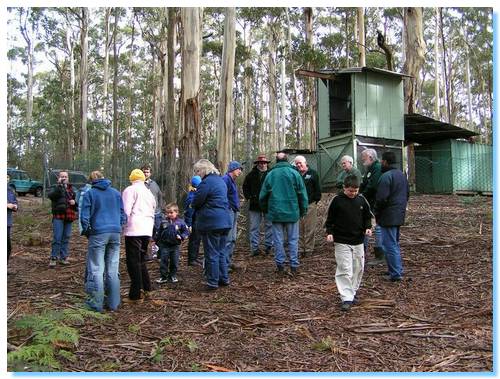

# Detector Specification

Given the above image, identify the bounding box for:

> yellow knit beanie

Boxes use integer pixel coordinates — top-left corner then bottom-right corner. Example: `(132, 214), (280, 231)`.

(129, 169), (145, 182)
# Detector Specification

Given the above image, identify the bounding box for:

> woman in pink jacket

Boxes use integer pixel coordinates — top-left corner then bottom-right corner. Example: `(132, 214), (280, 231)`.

(122, 169), (157, 302)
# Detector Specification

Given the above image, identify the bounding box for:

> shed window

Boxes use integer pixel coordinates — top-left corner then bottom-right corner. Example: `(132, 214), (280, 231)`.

(329, 75), (352, 136)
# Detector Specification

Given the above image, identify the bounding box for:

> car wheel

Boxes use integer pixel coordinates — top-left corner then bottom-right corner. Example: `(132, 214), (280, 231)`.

(35, 187), (43, 197)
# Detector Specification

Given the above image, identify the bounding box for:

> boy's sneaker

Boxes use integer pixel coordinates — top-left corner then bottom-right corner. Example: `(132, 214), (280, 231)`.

(170, 276), (179, 283)
(49, 258), (57, 268)
(59, 258), (70, 265)
(156, 277), (169, 284)
(341, 301), (353, 312)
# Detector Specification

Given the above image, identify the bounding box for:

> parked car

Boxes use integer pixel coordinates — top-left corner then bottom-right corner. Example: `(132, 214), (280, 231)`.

(7, 168), (44, 197)
(46, 169), (88, 192)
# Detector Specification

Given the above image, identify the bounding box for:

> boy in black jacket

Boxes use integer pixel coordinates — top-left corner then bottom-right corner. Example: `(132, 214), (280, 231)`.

(325, 175), (372, 311)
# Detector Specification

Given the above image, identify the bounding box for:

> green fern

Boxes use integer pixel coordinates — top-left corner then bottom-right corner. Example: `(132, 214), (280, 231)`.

(9, 306), (110, 371)
(8, 344), (60, 370)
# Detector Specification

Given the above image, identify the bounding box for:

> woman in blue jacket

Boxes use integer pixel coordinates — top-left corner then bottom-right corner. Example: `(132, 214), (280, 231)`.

(192, 159), (232, 290)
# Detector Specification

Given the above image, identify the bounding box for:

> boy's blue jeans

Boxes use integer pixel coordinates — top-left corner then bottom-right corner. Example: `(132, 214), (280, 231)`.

(51, 219), (73, 260)
(159, 244), (180, 279)
(85, 232), (121, 312)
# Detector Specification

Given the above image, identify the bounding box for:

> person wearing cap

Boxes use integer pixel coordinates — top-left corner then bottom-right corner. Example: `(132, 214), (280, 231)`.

(242, 153), (274, 256)
(192, 159), (232, 291)
(184, 175), (203, 266)
(122, 169), (157, 303)
(294, 155), (322, 257)
(222, 160), (243, 268)
(259, 151), (308, 276)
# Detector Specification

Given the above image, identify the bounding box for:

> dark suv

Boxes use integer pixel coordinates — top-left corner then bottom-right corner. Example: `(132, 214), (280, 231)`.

(46, 169), (88, 191)
(7, 168), (44, 197)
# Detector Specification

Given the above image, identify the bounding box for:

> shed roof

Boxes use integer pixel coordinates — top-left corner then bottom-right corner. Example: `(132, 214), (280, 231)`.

(404, 113), (478, 145)
(296, 67), (412, 80)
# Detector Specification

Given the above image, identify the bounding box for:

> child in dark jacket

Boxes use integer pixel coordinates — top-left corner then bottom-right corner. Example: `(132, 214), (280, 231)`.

(184, 176), (202, 266)
(154, 202), (190, 283)
(324, 175), (372, 312)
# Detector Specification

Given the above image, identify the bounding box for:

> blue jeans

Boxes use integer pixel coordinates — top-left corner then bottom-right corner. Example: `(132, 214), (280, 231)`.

(380, 226), (403, 279)
(225, 210), (238, 266)
(187, 226), (202, 263)
(202, 229), (229, 288)
(364, 224), (383, 252)
(272, 222), (299, 268)
(51, 219), (73, 260)
(248, 210), (273, 251)
(159, 245), (180, 279)
(85, 233), (121, 312)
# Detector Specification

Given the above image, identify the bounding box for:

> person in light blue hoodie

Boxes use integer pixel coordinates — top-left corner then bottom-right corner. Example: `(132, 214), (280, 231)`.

(80, 171), (127, 312)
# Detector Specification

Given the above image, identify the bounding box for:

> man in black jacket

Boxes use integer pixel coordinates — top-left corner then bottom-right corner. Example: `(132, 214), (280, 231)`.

(294, 155), (322, 257)
(374, 151), (409, 282)
(242, 154), (273, 256)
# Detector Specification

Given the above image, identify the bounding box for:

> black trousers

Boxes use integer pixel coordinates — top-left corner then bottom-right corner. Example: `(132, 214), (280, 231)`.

(125, 236), (152, 300)
(7, 227), (11, 262)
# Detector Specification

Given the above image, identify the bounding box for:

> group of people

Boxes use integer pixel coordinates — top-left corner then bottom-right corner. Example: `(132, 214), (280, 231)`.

(7, 148), (408, 313)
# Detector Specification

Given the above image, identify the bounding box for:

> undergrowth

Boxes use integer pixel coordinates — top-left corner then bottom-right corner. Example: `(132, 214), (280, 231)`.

(8, 306), (110, 371)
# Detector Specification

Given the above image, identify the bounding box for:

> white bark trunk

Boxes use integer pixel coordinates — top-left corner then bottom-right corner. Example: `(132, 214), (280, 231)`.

(80, 8), (89, 153)
(357, 7), (366, 67)
(216, 7), (236, 172)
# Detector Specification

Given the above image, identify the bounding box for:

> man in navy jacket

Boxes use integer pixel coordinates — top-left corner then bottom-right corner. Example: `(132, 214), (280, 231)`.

(374, 152), (409, 282)
(80, 171), (127, 312)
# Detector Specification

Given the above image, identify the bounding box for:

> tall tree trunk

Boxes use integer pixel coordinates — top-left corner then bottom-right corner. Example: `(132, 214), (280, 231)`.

(267, 22), (278, 153)
(127, 13), (135, 168)
(434, 7), (440, 119)
(178, 7), (202, 203)
(79, 8), (89, 155)
(304, 7), (315, 150)
(111, 9), (119, 185)
(161, 7), (178, 203)
(357, 7), (366, 67)
(216, 7), (236, 172)
(65, 21), (75, 166)
(345, 10), (351, 67)
(19, 9), (34, 154)
(403, 7), (425, 191)
(243, 23), (253, 170)
(439, 8), (451, 122)
(280, 57), (286, 150)
(285, 8), (301, 147)
(403, 7), (426, 115)
(102, 8), (112, 159)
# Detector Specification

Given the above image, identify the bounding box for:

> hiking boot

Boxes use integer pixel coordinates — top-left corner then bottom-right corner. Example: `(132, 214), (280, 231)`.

(341, 301), (353, 312)
(59, 258), (70, 265)
(122, 297), (144, 304)
(170, 276), (179, 283)
(290, 266), (298, 276)
(383, 274), (402, 282)
(366, 247), (386, 266)
(49, 258), (57, 268)
(156, 277), (169, 284)
(276, 265), (285, 276)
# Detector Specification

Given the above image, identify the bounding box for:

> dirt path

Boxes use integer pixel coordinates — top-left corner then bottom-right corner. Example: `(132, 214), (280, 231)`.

(7, 194), (493, 372)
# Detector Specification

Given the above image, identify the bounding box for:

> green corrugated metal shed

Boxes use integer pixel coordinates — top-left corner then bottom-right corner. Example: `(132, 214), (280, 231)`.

(415, 140), (492, 194)
(300, 67), (408, 191)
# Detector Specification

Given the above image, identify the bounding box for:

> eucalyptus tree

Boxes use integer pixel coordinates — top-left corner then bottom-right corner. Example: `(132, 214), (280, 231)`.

(215, 7), (236, 172)
(178, 7), (203, 202)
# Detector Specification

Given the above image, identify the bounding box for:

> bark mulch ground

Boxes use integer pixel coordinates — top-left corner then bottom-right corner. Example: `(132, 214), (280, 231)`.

(7, 193), (493, 372)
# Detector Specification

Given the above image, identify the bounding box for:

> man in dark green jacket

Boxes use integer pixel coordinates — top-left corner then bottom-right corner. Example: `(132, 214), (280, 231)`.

(294, 155), (321, 257)
(360, 148), (384, 265)
(259, 152), (308, 275)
